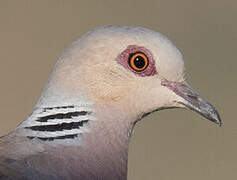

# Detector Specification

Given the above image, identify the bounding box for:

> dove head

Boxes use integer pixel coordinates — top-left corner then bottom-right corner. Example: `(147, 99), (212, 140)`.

(37, 26), (221, 126)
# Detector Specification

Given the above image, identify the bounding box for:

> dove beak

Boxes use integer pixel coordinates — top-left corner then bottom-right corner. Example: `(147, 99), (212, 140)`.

(161, 80), (222, 126)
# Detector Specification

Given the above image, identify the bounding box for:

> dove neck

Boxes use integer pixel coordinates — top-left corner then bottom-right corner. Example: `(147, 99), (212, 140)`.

(17, 98), (135, 179)
(42, 103), (134, 179)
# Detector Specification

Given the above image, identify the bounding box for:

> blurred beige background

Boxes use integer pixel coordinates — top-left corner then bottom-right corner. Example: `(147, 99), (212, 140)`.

(0, 0), (236, 179)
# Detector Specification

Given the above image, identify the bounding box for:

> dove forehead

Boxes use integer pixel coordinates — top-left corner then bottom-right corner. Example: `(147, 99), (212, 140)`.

(59, 26), (184, 81)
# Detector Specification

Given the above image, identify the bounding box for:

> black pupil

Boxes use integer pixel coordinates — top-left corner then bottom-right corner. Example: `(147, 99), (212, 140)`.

(134, 55), (145, 69)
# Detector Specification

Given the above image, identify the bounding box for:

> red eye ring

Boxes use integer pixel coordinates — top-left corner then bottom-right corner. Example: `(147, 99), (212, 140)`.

(128, 52), (149, 72)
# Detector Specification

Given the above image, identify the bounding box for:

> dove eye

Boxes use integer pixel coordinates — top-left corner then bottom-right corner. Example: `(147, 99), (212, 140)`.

(128, 52), (149, 72)
(117, 45), (157, 77)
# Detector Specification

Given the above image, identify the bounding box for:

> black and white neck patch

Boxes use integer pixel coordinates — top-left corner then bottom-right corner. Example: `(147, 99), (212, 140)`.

(19, 105), (94, 144)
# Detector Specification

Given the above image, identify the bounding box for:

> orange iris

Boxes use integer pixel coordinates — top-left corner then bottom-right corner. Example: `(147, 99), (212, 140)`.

(129, 52), (149, 72)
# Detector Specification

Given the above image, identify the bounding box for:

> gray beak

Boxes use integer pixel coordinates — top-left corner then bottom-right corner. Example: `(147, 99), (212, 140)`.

(161, 80), (222, 126)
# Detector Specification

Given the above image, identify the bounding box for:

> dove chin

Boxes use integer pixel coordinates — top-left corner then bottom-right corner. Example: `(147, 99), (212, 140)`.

(161, 80), (222, 126)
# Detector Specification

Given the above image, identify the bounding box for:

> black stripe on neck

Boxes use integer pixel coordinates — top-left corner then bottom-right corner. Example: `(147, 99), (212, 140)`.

(43, 106), (75, 111)
(25, 120), (89, 132)
(27, 134), (78, 141)
(37, 111), (90, 122)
